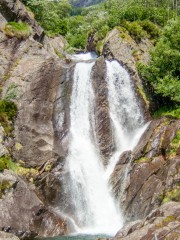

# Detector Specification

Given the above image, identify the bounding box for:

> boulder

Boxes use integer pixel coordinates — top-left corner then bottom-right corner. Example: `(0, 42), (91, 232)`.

(0, 170), (67, 239)
(111, 117), (180, 221)
(113, 202), (180, 240)
(0, 231), (20, 240)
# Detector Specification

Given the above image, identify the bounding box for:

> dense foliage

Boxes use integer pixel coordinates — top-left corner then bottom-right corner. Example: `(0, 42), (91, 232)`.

(138, 18), (180, 105)
(22, 0), (179, 48)
(23, 0), (72, 36)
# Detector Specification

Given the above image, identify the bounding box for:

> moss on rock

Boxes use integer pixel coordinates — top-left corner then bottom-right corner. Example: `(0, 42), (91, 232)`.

(4, 21), (32, 40)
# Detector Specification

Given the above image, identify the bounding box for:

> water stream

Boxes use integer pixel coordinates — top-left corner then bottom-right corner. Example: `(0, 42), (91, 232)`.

(60, 53), (147, 236)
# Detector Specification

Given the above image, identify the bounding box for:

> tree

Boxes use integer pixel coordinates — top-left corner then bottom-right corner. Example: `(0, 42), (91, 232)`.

(23, 0), (72, 35)
(139, 18), (180, 103)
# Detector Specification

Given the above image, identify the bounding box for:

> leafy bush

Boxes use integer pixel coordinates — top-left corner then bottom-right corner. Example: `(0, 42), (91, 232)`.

(153, 106), (180, 119)
(139, 20), (160, 39)
(138, 18), (180, 103)
(4, 22), (32, 39)
(0, 156), (17, 172)
(0, 100), (17, 134)
(24, 0), (72, 36)
(0, 100), (17, 121)
(121, 21), (147, 42)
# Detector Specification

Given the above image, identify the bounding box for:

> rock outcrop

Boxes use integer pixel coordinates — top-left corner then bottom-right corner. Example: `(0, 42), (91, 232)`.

(0, 170), (67, 238)
(0, 0), (44, 42)
(88, 28), (151, 121)
(0, 1), (72, 167)
(0, 231), (20, 240)
(92, 56), (114, 165)
(112, 202), (180, 240)
(111, 117), (180, 221)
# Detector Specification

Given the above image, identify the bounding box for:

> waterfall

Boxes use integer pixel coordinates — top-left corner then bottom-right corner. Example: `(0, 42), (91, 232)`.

(105, 60), (146, 178)
(61, 54), (147, 235)
(65, 61), (122, 235)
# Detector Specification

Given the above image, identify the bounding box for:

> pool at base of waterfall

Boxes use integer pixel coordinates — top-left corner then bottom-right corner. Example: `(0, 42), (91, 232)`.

(34, 234), (109, 240)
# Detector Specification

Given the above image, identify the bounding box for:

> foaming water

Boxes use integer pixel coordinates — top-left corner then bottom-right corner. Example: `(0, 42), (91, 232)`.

(105, 60), (146, 178)
(71, 52), (97, 61)
(60, 57), (148, 236)
(65, 62), (122, 235)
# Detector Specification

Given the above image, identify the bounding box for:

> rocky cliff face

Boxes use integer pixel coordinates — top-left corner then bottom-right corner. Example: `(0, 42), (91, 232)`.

(0, 0), (73, 238)
(0, 0), (71, 167)
(111, 117), (180, 222)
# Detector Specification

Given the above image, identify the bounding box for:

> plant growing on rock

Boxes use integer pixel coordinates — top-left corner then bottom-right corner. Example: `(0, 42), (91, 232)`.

(4, 84), (18, 101)
(0, 100), (17, 134)
(4, 22), (32, 39)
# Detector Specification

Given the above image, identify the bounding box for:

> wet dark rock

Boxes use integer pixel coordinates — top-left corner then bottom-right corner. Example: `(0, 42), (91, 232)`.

(92, 56), (115, 165)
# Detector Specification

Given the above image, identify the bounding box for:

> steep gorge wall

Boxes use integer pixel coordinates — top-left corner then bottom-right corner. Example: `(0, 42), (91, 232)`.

(0, 0), (74, 238)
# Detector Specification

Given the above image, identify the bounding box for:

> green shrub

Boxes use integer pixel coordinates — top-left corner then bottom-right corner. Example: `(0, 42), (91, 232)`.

(0, 156), (17, 172)
(162, 188), (180, 204)
(4, 22), (32, 39)
(0, 100), (17, 134)
(137, 18), (180, 106)
(121, 21), (148, 42)
(0, 100), (17, 121)
(139, 20), (160, 39)
(153, 106), (180, 119)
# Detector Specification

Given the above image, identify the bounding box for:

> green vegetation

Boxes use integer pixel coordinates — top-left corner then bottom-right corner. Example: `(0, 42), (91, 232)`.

(4, 84), (18, 101)
(0, 178), (13, 198)
(22, 0), (179, 49)
(162, 188), (180, 204)
(138, 18), (180, 116)
(169, 130), (180, 156)
(4, 22), (32, 39)
(134, 156), (150, 163)
(0, 156), (17, 172)
(0, 100), (17, 134)
(22, 0), (72, 36)
(153, 106), (180, 119)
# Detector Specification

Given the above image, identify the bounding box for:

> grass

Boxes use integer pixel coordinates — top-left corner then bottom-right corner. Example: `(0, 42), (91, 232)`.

(4, 21), (32, 40)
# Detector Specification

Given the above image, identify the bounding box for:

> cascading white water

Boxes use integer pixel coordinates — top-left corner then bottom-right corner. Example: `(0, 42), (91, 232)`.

(63, 56), (148, 236)
(105, 60), (146, 178)
(66, 61), (123, 235)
